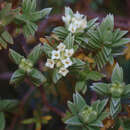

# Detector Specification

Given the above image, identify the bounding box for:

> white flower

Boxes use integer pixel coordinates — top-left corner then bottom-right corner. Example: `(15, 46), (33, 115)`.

(45, 59), (55, 68)
(58, 67), (69, 77)
(65, 49), (74, 57)
(61, 58), (73, 68)
(80, 18), (87, 29)
(57, 42), (66, 51)
(51, 50), (60, 59)
(62, 15), (71, 25)
(68, 23), (77, 33)
(72, 18), (81, 28)
(74, 11), (84, 20)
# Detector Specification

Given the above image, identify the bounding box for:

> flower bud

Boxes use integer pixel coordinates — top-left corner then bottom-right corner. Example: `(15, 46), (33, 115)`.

(110, 82), (124, 98)
(19, 58), (33, 73)
(79, 106), (97, 124)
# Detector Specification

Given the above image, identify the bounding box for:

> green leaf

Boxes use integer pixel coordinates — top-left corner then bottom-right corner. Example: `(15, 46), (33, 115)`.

(87, 126), (100, 130)
(86, 71), (104, 81)
(21, 118), (36, 124)
(28, 69), (47, 87)
(52, 26), (68, 40)
(73, 92), (86, 111)
(86, 17), (98, 30)
(71, 58), (85, 69)
(65, 116), (82, 126)
(111, 63), (123, 82)
(17, 0), (52, 38)
(112, 38), (130, 47)
(113, 29), (128, 41)
(89, 120), (103, 127)
(30, 0), (36, 11)
(28, 44), (42, 65)
(110, 98), (121, 118)
(23, 22), (38, 38)
(0, 112), (5, 130)
(123, 84), (130, 98)
(9, 49), (24, 65)
(10, 69), (25, 85)
(64, 33), (74, 49)
(99, 14), (114, 32)
(52, 69), (62, 84)
(91, 83), (109, 96)
(0, 37), (7, 49)
(97, 99), (108, 114)
(75, 81), (87, 94)
(42, 43), (53, 57)
(0, 100), (18, 112)
(98, 111), (109, 121)
(1, 31), (14, 44)
(67, 101), (77, 115)
(31, 8), (52, 22)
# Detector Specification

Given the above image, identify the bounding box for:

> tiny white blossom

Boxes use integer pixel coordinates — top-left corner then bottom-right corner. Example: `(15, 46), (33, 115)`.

(61, 58), (73, 68)
(58, 67), (69, 77)
(51, 50), (60, 60)
(62, 15), (71, 25)
(45, 59), (55, 68)
(57, 42), (66, 51)
(74, 11), (84, 20)
(65, 49), (74, 57)
(72, 18), (81, 28)
(68, 23), (77, 33)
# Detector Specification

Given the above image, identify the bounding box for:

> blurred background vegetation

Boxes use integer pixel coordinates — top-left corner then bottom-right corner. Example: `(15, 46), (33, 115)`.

(0, 0), (130, 130)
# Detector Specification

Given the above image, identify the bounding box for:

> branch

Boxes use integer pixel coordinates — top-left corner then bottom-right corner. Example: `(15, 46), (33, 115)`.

(39, 86), (66, 118)
(8, 86), (35, 130)
(25, 79), (65, 118)
(0, 72), (12, 80)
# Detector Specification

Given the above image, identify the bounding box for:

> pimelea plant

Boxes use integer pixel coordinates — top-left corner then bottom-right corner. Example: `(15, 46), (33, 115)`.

(0, 1), (130, 130)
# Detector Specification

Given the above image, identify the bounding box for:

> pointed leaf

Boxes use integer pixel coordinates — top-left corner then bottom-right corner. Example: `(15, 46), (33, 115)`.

(0, 100), (18, 112)
(28, 68), (47, 87)
(64, 33), (74, 49)
(67, 101), (77, 114)
(9, 49), (24, 65)
(10, 69), (25, 85)
(0, 112), (5, 130)
(1, 31), (14, 44)
(28, 44), (42, 65)
(91, 83), (109, 96)
(52, 69), (62, 84)
(111, 63), (123, 82)
(65, 116), (82, 126)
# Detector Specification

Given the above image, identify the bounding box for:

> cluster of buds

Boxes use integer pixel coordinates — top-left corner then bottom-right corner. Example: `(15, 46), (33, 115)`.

(19, 58), (33, 73)
(110, 82), (124, 98)
(62, 7), (87, 33)
(45, 43), (74, 77)
(79, 106), (97, 124)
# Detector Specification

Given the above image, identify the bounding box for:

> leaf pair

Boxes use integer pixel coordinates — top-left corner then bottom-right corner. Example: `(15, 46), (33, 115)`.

(75, 70), (104, 94)
(15, 0), (52, 38)
(86, 15), (130, 70)
(9, 44), (46, 87)
(91, 63), (130, 118)
(64, 93), (109, 130)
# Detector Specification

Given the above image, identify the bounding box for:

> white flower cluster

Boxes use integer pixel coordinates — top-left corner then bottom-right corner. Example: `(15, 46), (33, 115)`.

(62, 7), (87, 33)
(45, 43), (74, 77)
